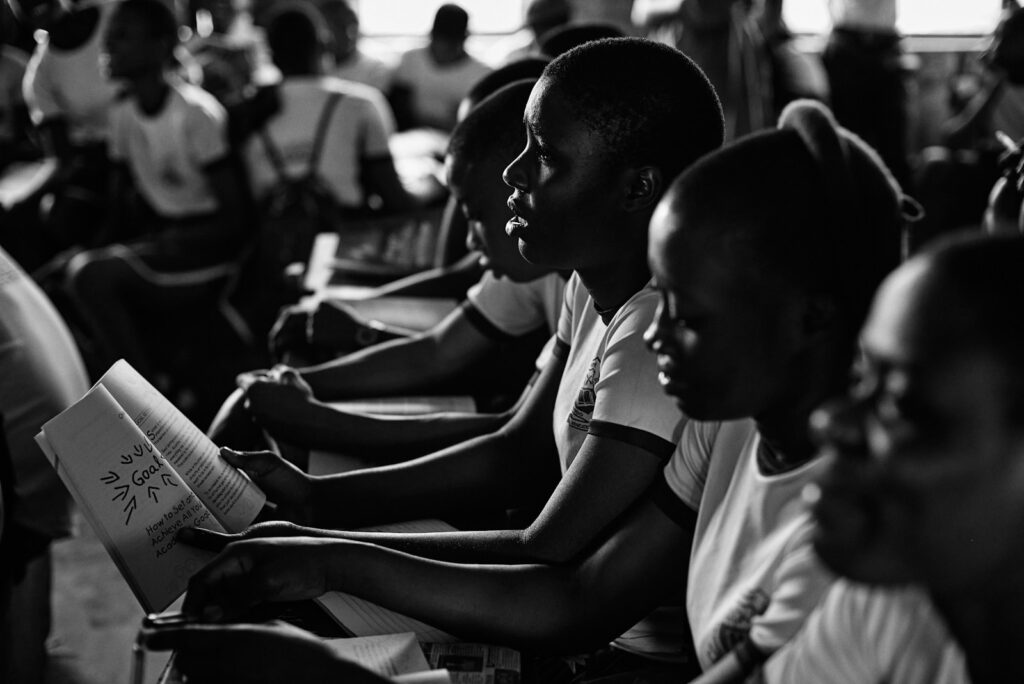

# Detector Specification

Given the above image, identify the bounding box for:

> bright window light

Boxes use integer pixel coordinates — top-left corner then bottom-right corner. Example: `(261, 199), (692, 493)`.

(784, 0), (1003, 35)
(356, 0), (527, 36)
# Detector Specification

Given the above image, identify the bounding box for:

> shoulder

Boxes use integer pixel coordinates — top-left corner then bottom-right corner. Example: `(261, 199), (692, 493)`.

(174, 80), (227, 121)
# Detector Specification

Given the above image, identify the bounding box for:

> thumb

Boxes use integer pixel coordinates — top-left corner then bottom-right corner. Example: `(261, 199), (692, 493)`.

(220, 448), (284, 478)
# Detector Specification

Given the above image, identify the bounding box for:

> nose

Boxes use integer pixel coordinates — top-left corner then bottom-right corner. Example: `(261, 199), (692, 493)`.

(502, 145), (529, 193)
(643, 299), (671, 353)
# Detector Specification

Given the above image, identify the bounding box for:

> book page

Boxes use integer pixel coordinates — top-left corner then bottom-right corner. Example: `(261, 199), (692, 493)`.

(314, 592), (456, 643)
(323, 633), (430, 677)
(97, 360), (265, 532)
(328, 396), (476, 416)
(37, 387), (219, 612)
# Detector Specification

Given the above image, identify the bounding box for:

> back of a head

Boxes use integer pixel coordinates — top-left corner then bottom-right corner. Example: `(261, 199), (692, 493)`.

(449, 79), (534, 181)
(431, 3), (468, 40)
(538, 22), (624, 58)
(921, 233), (1024, 422)
(541, 37), (724, 182)
(665, 100), (904, 337)
(266, 3), (325, 73)
(462, 57), (549, 113)
(115, 0), (179, 44)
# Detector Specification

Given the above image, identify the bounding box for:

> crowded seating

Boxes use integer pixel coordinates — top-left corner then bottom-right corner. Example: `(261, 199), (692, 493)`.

(1, 2), (1023, 683)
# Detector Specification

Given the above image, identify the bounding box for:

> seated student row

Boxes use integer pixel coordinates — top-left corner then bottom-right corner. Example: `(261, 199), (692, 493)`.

(138, 37), (1007, 684)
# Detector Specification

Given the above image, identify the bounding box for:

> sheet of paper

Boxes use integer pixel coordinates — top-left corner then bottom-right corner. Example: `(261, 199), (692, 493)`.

(393, 670), (452, 684)
(324, 633), (430, 677)
(328, 396), (476, 416)
(97, 360), (265, 532)
(346, 297), (459, 333)
(314, 592), (457, 643)
(37, 387), (217, 612)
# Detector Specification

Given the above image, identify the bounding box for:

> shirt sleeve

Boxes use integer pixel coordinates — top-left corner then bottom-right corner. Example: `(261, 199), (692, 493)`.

(660, 420), (719, 511)
(554, 274), (576, 356)
(748, 523), (835, 654)
(465, 271), (549, 338)
(588, 290), (685, 459)
(186, 91), (228, 168)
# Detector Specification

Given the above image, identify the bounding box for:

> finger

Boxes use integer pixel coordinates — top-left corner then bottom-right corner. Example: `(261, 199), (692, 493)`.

(183, 548), (259, 620)
(220, 448), (284, 478)
(177, 526), (238, 551)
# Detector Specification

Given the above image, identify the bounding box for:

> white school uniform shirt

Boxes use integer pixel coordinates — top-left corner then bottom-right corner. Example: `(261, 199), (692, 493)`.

(334, 50), (394, 96)
(23, 2), (120, 145)
(661, 420), (834, 668)
(244, 76), (394, 209)
(108, 79), (228, 218)
(392, 46), (491, 131)
(466, 271), (564, 339)
(763, 580), (969, 683)
(551, 273), (684, 475)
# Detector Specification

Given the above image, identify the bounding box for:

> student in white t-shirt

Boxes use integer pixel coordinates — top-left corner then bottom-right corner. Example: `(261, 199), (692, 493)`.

(762, 234), (1024, 683)
(244, 5), (411, 213)
(389, 3), (491, 132)
(211, 81), (564, 464)
(65, 0), (248, 379)
(319, 0), (392, 95)
(17, 0), (120, 249)
(168, 40), (722, 681)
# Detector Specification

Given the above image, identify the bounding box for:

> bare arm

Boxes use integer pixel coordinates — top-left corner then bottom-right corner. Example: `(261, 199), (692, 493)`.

(184, 493), (693, 655)
(298, 305), (500, 400)
(299, 354), (563, 527)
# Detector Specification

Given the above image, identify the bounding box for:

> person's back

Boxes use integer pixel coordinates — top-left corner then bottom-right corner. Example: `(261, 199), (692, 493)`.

(390, 4), (490, 131)
(0, 244), (89, 683)
(245, 76), (395, 210)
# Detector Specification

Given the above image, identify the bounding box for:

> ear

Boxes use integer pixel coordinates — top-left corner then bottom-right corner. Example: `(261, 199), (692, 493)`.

(622, 166), (663, 213)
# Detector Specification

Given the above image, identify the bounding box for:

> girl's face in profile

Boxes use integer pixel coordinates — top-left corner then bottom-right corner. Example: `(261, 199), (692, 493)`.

(502, 80), (629, 273)
(811, 260), (1024, 594)
(643, 199), (810, 423)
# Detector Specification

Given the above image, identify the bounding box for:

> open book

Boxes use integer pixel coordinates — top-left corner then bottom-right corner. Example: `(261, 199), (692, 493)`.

(36, 360), (266, 613)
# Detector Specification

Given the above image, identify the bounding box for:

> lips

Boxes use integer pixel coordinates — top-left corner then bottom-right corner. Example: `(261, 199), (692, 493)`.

(506, 196), (529, 238)
(655, 355), (687, 397)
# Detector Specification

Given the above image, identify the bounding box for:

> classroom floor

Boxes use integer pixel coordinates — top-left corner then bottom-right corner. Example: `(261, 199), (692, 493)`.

(46, 508), (148, 684)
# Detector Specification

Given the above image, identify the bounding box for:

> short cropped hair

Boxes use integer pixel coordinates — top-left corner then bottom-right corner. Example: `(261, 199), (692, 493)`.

(541, 38), (723, 182)
(114, 0), (179, 43)
(431, 3), (468, 39)
(448, 79), (534, 184)
(923, 234), (1024, 423)
(266, 4), (326, 73)
(665, 101), (904, 339)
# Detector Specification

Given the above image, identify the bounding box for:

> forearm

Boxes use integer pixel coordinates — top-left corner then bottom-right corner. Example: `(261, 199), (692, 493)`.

(323, 539), (617, 654)
(262, 400), (511, 461)
(309, 430), (554, 528)
(300, 334), (455, 400)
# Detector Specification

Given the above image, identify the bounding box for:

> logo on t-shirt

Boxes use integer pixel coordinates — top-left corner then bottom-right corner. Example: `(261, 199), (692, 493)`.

(567, 356), (600, 432)
(704, 587), (770, 665)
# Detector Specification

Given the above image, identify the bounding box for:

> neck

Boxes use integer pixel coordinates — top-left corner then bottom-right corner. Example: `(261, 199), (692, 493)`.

(576, 251), (651, 321)
(755, 335), (852, 471)
(933, 575), (1024, 683)
(130, 73), (170, 116)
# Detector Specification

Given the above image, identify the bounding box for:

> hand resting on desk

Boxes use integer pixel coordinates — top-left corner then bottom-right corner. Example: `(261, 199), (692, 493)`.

(146, 620), (388, 684)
